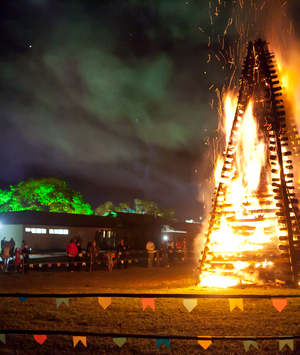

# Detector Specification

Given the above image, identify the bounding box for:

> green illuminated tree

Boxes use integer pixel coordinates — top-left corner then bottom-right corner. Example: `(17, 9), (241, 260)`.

(0, 177), (93, 215)
(96, 199), (176, 220)
(115, 202), (132, 213)
(95, 201), (115, 216)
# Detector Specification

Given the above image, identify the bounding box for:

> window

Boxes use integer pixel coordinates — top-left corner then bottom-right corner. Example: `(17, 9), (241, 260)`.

(25, 228), (46, 234)
(49, 229), (69, 235)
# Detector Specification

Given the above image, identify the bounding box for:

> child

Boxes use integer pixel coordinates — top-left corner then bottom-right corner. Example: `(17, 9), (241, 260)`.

(15, 248), (22, 272)
(107, 251), (115, 272)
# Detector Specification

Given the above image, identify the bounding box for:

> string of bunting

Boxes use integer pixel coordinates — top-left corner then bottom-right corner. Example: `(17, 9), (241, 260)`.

(0, 292), (299, 351)
(0, 330), (297, 351)
(24, 256), (194, 268)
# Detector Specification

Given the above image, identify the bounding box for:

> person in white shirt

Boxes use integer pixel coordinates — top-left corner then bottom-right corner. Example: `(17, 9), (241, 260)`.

(146, 240), (155, 268)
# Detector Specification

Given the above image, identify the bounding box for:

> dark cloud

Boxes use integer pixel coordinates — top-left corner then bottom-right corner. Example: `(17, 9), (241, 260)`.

(0, 0), (238, 220)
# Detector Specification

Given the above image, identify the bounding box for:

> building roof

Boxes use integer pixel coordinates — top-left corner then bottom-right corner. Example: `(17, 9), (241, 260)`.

(0, 210), (121, 228)
(0, 210), (202, 233)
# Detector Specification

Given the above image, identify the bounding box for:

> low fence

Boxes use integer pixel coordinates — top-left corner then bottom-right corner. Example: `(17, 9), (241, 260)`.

(1, 249), (195, 275)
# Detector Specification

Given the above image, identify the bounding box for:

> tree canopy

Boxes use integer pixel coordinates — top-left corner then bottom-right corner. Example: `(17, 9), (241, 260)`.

(0, 177), (93, 215)
(95, 199), (176, 221)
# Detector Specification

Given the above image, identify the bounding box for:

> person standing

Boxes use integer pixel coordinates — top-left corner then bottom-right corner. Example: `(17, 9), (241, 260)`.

(160, 240), (169, 267)
(117, 239), (129, 269)
(2, 241), (10, 272)
(86, 241), (100, 271)
(1, 237), (6, 252)
(146, 240), (155, 268)
(86, 241), (93, 271)
(14, 248), (22, 272)
(9, 238), (15, 257)
(182, 237), (187, 261)
(167, 237), (175, 263)
(107, 250), (115, 272)
(66, 238), (78, 272)
(21, 242), (30, 274)
(176, 238), (182, 260)
(75, 240), (83, 271)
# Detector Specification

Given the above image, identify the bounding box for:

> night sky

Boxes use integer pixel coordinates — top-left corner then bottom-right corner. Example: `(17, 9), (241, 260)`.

(0, 0), (297, 221)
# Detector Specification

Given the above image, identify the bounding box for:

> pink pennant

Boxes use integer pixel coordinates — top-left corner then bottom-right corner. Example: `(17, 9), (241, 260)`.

(141, 298), (155, 311)
(272, 298), (287, 312)
(34, 335), (47, 345)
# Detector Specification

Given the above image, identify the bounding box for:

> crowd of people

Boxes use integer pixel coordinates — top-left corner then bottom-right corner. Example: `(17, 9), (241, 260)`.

(1, 235), (188, 273)
(0, 237), (31, 272)
(147, 236), (188, 268)
(65, 237), (129, 272)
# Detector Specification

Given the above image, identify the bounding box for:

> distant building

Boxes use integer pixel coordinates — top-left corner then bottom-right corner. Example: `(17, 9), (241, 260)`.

(0, 211), (201, 251)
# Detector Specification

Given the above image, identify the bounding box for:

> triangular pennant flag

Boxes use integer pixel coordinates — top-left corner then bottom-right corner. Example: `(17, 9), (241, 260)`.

(57, 263), (61, 267)
(183, 299), (197, 312)
(272, 298), (287, 312)
(98, 297), (111, 310)
(74, 263), (77, 267)
(39, 264), (43, 268)
(198, 336), (212, 350)
(156, 338), (170, 349)
(279, 338), (293, 351)
(48, 264), (52, 268)
(18, 297), (27, 303)
(34, 334), (47, 345)
(56, 298), (69, 308)
(121, 260), (124, 264)
(82, 262), (86, 266)
(141, 298), (155, 311)
(113, 337), (126, 347)
(135, 260), (138, 263)
(29, 264), (33, 268)
(243, 339), (258, 352)
(128, 260), (132, 264)
(0, 334), (5, 344)
(229, 298), (243, 312)
(65, 263), (69, 267)
(73, 336), (87, 347)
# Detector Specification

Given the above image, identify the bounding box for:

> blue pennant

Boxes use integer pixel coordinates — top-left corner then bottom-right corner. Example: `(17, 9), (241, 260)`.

(156, 338), (170, 349)
(18, 297), (28, 303)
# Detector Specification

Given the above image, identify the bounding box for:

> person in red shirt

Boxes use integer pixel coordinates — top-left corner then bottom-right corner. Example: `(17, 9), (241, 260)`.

(176, 238), (182, 250)
(15, 248), (22, 272)
(66, 238), (78, 272)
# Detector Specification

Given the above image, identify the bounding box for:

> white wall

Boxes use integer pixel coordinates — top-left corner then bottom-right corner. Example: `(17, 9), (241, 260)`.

(0, 224), (23, 249)
(23, 225), (103, 250)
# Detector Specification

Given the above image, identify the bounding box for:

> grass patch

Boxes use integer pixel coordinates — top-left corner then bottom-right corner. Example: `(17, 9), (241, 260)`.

(0, 262), (299, 354)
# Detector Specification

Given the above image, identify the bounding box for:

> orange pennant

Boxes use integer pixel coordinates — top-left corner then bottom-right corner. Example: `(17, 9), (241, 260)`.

(73, 336), (87, 347)
(141, 298), (155, 311)
(98, 297), (111, 310)
(272, 298), (287, 312)
(198, 336), (212, 350)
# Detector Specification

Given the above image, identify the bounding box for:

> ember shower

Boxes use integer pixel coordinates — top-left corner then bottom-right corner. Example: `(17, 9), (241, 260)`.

(198, 39), (300, 288)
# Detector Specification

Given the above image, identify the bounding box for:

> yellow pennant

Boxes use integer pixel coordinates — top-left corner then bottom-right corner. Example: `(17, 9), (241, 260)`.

(229, 298), (243, 312)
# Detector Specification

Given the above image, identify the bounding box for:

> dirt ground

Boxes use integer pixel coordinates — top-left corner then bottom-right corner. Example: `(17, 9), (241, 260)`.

(1, 261), (300, 354)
